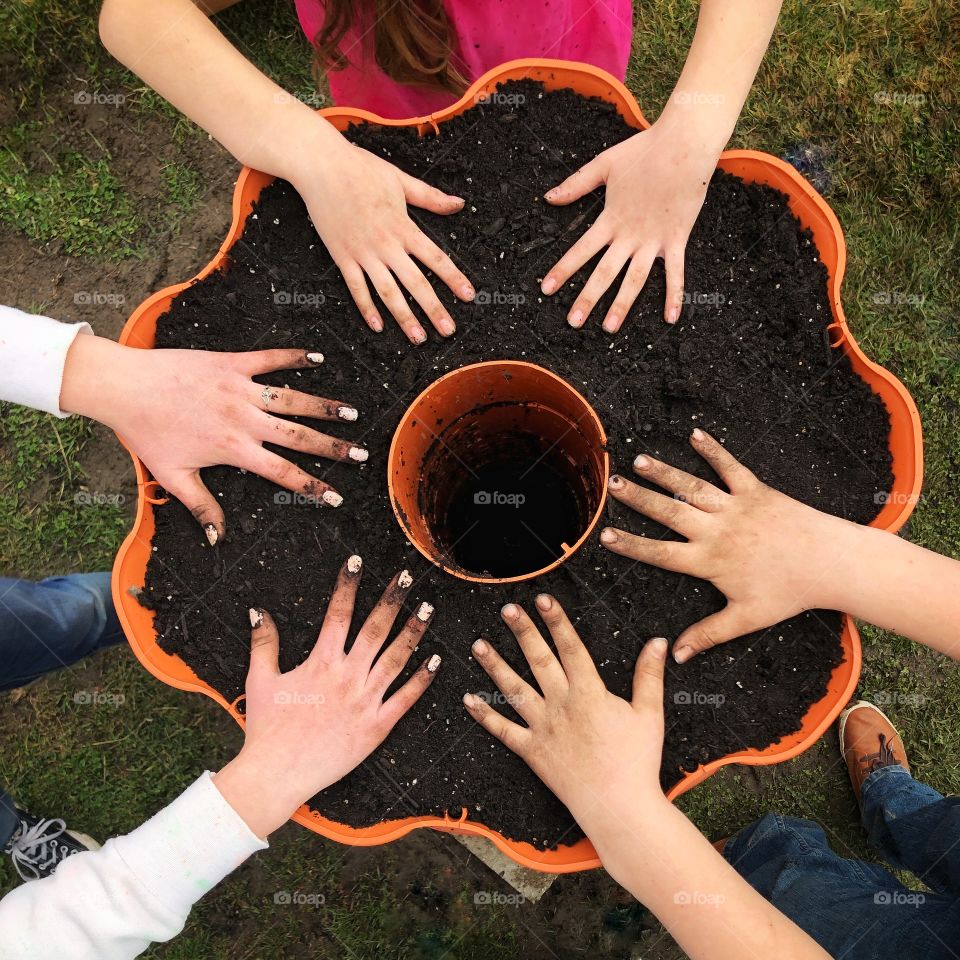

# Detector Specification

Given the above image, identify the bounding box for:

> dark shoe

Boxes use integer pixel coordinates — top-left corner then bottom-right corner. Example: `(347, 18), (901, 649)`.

(839, 700), (910, 806)
(2, 805), (100, 881)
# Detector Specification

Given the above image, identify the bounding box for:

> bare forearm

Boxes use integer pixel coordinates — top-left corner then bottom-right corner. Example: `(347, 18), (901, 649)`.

(584, 799), (829, 960)
(98, 0), (341, 178)
(661, 0), (782, 149)
(820, 523), (960, 658)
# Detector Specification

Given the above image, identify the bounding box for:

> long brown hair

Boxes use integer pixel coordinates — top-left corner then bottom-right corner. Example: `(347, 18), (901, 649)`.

(313, 0), (467, 94)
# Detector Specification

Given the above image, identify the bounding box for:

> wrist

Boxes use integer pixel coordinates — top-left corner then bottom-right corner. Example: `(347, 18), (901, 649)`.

(270, 109), (348, 187)
(574, 787), (672, 849)
(59, 334), (129, 426)
(212, 749), (306, 841)
(582, 793), (677, 874)
(656, 96), (735, 156)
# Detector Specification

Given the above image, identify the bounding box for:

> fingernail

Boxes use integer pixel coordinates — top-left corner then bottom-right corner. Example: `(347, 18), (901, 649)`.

(649, 637), (668, 656)
(427, 654), (442, 673)
(568, 309), (583, 328)
(338, 406), (358, 422)
(666, 306), (680, 325)
(437, 316), (456, 337)
(204, 523), (219, 547)
(398, 569), (413, 589)
(249, 608), (263, 628)
(674, 645), (693, 664)
(501, 603), (520, 621)
(416, 601), (434, 622)
(322, 490), (343, 507)
(608, 475), (623, 489)
(347, 555), (362, 574)
(368, 314), (384, 333)
(541, 277), (556, 295)
(463, 692), (480, 708)
(472, 638), (488, 655)
(600, 528), (617, 544)
(450, 195), (465, 206)
(306, 352), (324, 364)
(411, 326), (427, 345)
(535, 594), (553, 611)
(634, 455), (651, 470)
(461, 284), (475, 300)
(348, 446), (369, 463)
(692, 428), (705, 441)
(602, 314), (620, 334)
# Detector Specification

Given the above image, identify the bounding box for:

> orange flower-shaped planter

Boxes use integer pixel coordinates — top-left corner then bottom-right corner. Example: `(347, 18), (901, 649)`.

(113, 59), (923, 873)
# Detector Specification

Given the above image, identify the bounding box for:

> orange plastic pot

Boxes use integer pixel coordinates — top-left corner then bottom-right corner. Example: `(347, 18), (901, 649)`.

(389, 360), (608, 583)
(113, 58), (924, 873)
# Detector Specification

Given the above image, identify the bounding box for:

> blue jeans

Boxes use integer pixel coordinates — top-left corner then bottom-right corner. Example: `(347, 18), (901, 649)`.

(726, 765), (960, 959)
(0, 573), (124, 845)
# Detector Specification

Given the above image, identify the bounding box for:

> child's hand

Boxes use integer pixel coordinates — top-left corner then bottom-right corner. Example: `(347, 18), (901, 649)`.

(212, 557), (440, 839)
(540, 121), (717, 331)
(464, 596), (670, 831)
(292, 140), (475, 344)
(601, 429), (855, 663)
(61, 336), (368, 544)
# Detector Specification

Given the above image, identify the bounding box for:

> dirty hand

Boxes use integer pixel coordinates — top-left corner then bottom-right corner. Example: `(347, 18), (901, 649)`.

(60, 334), (367, 543)
(290, 138), (475, 343)
(464, 596), (669, 830)
(601, 429), (853, 663)
(540, 122), (717, 331)
(212, 557), (440, 839)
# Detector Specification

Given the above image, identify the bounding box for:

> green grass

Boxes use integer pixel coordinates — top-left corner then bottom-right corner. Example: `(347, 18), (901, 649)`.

(1, 0), (959, 956)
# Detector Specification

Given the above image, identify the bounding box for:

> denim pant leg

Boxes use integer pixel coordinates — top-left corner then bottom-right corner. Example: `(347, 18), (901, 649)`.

(725, 812), (960, 959)
(0, 573), (124, 693)
(862, 764), (960, 896)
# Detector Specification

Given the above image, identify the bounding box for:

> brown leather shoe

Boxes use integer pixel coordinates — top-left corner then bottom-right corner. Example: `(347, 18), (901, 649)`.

(839, 700), (910, 805)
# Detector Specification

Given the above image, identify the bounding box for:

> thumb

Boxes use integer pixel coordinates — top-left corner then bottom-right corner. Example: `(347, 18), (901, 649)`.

(544, 157), (606, 205)
(158, 469), (226, 546)
(399, 171), (464, 215)
(631, 636), (668, 709)
(248, 607), (280, 679)
(673, 606), (751, 664)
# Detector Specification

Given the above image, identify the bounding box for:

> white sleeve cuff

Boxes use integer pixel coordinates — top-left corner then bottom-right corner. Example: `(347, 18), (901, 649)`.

(111, 772), (268, 919)
(0, 306), (92, 417)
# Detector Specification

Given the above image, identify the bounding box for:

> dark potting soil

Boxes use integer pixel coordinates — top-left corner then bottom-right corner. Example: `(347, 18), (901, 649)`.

(143, 80), (893, 848)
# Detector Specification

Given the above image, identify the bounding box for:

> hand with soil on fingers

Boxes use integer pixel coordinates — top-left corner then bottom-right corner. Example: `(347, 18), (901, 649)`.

(603, 429), (960, 664)
(464, 596), (830, 960)
(59, 334), (368, 544)
(600, 428), (862, 663)
(212, 557), (440, 840)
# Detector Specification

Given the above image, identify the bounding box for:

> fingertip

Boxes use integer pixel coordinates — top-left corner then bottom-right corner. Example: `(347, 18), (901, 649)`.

(501, 603), (520, 622)
(249, 607), (263, 629)
(674, 644), (693, 664)
(534, 593), (553, 612)
(599, 527), (618, 545)
(648, 637), (668, 658)
(541, 276), (557, 295)
(691, 428), (706, 442)
(601, 314), (621, 334)
(666, 306), (680, 325)
(463, 692), (480, 709)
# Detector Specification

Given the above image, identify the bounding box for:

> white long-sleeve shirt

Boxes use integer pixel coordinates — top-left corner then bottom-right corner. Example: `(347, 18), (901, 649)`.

(0, 306), (91, 416)
(0, 774), (267, 959)
(0, 309), (268, 957)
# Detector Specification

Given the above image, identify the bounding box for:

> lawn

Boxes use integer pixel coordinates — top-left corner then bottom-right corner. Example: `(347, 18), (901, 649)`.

(0, 1), (957, 956)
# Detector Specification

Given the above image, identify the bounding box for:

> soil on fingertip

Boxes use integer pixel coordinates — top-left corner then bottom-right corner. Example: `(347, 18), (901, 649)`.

(142, 80), (892, 849)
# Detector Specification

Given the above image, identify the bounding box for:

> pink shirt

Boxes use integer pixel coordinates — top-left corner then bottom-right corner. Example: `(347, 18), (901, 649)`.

(294, 0), (632, 119)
